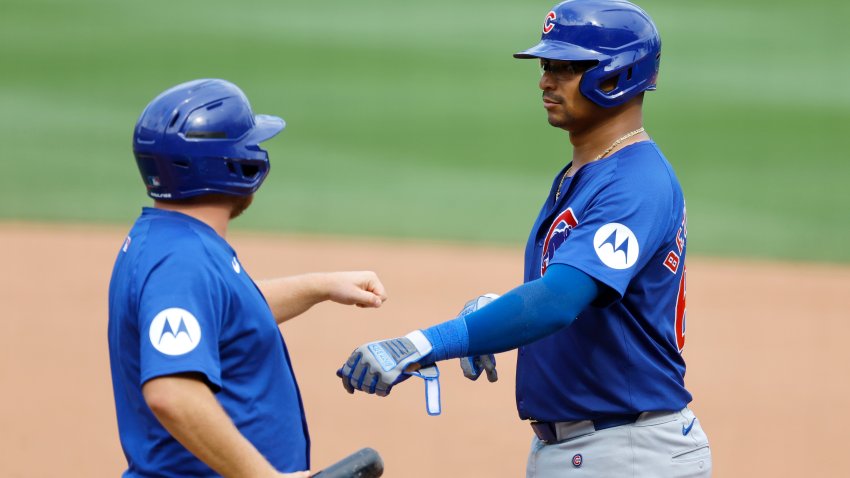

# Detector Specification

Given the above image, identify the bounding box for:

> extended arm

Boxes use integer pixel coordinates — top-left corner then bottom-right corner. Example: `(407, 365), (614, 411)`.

(338, 264), (599, 394)
(425, 263), (599, 361)
(143, 374), (308, 477)
(257, 271), (387, 324)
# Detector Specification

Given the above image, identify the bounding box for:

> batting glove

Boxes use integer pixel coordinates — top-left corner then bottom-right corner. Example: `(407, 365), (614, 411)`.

(457, 293), (499, 382)
(337, 330), (433, 396)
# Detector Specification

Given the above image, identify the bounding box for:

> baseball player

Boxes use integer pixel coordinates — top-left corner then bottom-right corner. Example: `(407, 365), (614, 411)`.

(108, 79), (388, 477)
(337, 1), (711, 476)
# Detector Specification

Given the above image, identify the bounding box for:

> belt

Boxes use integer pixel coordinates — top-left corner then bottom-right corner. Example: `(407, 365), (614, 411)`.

(531, 413), (642, 444)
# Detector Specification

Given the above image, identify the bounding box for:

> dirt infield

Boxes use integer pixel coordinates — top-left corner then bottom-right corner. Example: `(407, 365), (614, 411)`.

(1, 222), (848, 477)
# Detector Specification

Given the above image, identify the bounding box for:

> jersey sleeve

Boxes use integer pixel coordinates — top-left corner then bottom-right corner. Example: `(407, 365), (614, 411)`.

(137, 249), (227, 389)
(549, 171), (673, 301)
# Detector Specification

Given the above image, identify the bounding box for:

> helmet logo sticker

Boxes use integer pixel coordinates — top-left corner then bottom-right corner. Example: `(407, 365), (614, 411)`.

(543, 11), (556, 34)
(572, 454), (583, 467)
(593, 223), (639, 269)
(149, 308), (202, 356)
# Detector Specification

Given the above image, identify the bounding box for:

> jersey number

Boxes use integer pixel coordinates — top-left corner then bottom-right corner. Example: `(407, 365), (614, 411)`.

(675, 266), (687, 353)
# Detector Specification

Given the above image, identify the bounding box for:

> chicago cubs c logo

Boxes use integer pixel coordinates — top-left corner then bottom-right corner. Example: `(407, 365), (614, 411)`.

(149, 308), (202, 356)
(593, 223), (639, 269)
(541, 208), (578, 275)
(543, 11), (556, 34)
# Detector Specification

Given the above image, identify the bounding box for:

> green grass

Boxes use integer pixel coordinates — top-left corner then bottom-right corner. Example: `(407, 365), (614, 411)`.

(1, 0), (847, 262)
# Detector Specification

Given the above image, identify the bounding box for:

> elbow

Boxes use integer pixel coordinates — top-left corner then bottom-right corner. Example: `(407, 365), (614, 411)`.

(541, 313), (577, 337)
(143, 379), (180, 420)
(518, 312), (577, 345)
(142, 374), (208, 422)
(555, 314), (577, 330)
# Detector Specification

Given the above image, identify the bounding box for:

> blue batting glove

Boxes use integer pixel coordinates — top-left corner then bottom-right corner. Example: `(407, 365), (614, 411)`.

(337, 330), (433, 396)
(457, 293), (499, 382)
(460, 354), (498, 382)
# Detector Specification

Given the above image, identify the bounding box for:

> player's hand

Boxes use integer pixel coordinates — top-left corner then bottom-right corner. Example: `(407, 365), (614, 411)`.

(322, 271), (387, 308)
(337, 331), (433, 396)
(457, 293), (499, 382)
(460, 354), (498, 382)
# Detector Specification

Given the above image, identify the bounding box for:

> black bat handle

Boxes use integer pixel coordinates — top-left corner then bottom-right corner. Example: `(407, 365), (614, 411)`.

(311, 447), (384, 478)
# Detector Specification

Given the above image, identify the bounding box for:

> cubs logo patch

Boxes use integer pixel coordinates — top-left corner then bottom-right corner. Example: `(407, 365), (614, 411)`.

(149, 308), (202, 356)
(593, 223), (639, 269)
(572, 454), (583, 467)
(543, 11), (556, 34)
(541, 208), (578, 276)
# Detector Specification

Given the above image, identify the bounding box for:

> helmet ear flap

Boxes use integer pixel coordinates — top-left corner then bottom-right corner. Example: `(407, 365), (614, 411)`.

(599, 73), (620, 93)
(224, 159), (267, 181)
(599, 66), (635, 94)
(580, 51), (660, 107)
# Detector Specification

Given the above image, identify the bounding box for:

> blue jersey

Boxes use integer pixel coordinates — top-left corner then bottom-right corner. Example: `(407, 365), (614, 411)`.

(517, 142), (691, 421)
(108, 208), (309, 476)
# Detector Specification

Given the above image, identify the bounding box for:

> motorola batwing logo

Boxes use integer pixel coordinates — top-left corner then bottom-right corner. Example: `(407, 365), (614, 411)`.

(149, 308), (202, 356)
(593, 223), (639, 269)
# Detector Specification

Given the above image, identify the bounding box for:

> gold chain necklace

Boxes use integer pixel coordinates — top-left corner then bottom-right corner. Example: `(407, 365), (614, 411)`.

(555, 127), (646, 201)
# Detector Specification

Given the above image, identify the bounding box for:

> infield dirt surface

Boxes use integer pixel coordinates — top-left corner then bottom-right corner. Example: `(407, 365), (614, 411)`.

(2, 223), (848, 477)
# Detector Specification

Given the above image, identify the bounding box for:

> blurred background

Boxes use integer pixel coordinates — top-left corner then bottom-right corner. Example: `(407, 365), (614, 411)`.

(1, 0), (847, 261)
(1, 1), (849, 477)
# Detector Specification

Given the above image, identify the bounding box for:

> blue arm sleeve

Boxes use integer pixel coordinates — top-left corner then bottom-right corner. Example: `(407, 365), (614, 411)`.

(421, 264), (599, 362)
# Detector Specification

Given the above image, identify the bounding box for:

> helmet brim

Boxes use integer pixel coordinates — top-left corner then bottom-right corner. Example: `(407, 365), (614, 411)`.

(514, 40), (601, 61)
(246, 114), (286, 144)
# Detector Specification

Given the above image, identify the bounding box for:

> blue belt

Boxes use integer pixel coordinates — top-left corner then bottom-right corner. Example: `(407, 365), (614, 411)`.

(530, 413), (642, 444)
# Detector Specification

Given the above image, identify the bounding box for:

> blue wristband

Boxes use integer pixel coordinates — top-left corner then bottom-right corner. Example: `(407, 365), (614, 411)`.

(421, 317), (469, 363)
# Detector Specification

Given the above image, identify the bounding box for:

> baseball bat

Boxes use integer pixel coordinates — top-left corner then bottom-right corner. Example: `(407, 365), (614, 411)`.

(311, 447), (384, 478)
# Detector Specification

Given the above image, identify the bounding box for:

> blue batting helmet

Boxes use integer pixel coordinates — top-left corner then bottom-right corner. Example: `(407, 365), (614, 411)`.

(514, 0), (661, 108)
(133, 79), (285, 200)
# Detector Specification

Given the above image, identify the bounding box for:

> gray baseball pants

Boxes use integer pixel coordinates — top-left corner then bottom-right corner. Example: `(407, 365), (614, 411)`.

(526, 408), (711, 477)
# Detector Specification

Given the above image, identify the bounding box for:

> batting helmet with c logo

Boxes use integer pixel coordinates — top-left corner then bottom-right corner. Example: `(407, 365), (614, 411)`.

(515, 0), (662, 108)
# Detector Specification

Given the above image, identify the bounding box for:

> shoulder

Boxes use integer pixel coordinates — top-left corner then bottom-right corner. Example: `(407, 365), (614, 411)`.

(135, 213), (225, 276)
(616, 142), (679, 191)
(587, 142), (681, 203)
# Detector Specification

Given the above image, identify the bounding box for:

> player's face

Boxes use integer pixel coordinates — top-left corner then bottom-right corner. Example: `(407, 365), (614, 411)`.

(538, 59), (599, 130)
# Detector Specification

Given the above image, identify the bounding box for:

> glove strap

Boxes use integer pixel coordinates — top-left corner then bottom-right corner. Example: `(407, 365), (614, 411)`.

(407, 365), (441, 416)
